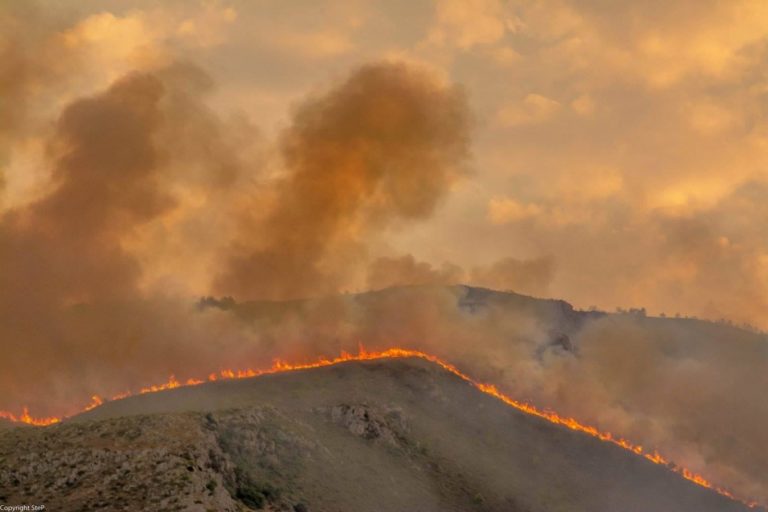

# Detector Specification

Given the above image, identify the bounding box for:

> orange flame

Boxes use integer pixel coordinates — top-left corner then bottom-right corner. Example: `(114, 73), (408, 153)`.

(0, 346), (763, 509)
(0, 407), (59, 427)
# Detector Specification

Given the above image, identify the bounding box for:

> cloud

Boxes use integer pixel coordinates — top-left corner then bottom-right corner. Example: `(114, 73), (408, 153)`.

(496, 93), (561, 127)
(175, 3), (238, 47)
(487, 197), (542, 224)
(274, 29), (354, 59)
(570, 94), (595, 116)
(425, 0), (514, 49)
(685, 99), (738, 136)
(423, 0), (768, 331)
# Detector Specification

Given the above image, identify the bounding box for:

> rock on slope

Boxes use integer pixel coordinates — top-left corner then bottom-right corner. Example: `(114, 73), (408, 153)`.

(0, 358), (750, 512)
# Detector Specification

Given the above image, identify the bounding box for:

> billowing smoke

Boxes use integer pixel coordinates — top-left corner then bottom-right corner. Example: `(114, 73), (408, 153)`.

(214, 62), (469, 300)
(0, 69), (239, 413)
(21, 72), (169, 300)
(366, 254), (464, 290)
(0, 7), (266, 413)
(0, 52), (472, 414)
(470, 256), (554, 296)
(364, 254), (555, 297)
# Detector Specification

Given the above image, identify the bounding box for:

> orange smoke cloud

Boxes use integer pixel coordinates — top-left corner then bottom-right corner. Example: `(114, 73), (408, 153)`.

(214, 61), (470, 300)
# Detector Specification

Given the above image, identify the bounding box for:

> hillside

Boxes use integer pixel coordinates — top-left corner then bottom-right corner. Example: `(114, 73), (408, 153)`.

(0, 357), (749, 512)
(199, 284), (768, 505)
(0, 419), (20, 431)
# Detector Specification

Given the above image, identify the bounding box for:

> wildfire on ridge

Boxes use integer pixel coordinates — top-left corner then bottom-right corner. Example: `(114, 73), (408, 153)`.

(0, 407), (60, 427)
(0, 346), (762, 509)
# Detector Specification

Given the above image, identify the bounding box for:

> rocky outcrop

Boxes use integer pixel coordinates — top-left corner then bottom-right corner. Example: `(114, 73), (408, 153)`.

(322, 404), (408, 446)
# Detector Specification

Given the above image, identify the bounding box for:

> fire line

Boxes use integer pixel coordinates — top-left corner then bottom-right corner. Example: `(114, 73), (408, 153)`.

(0, 346), (763, 510)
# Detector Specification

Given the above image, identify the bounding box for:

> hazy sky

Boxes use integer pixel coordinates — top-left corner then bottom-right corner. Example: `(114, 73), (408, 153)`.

(3, 0), (768, 327)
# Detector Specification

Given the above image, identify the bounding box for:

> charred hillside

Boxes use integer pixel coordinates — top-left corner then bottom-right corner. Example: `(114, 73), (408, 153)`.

(0, 357), (750, 512)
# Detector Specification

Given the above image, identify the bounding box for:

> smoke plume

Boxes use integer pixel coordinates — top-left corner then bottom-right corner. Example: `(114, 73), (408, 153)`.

(366, 254), (464, 290)
(0, 11), (260, 413)
(214, 62), (470, 300)
(0, 55), (472, 414)
(470, 256), (554, 296)
(0, 71), (174, 411)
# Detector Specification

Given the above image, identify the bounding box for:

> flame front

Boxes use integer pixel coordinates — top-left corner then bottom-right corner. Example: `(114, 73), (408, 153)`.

(0, 407), (59, 427)
(0, 346), (763, 509)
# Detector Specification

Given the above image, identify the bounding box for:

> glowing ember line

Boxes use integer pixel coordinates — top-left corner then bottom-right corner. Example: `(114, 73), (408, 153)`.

(0, 346), (763, 509)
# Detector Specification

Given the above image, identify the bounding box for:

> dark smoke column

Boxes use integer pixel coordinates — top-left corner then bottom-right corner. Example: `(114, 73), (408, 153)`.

(215, 61), (470, 300)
